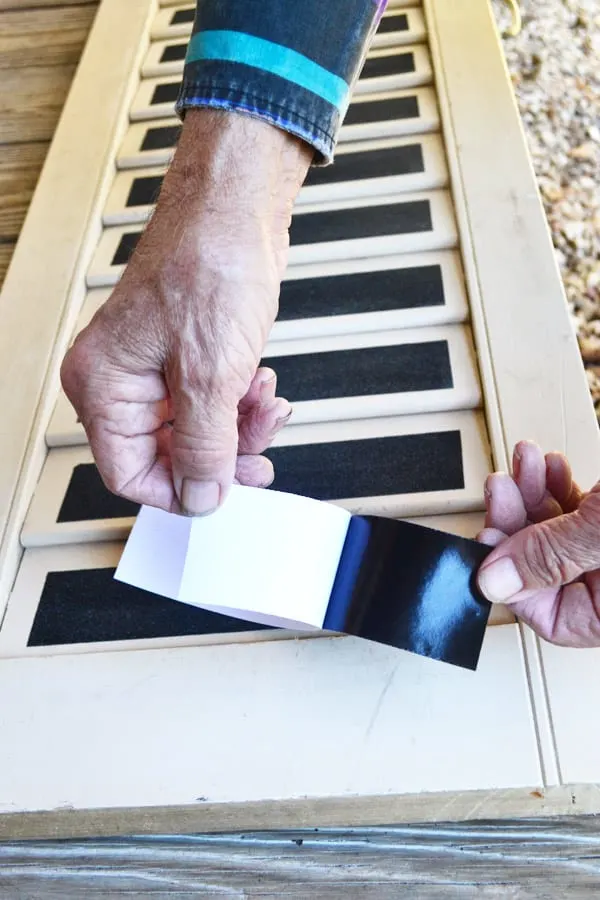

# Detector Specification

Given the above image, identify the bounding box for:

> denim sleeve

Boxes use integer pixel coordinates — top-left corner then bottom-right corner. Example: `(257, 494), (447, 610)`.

(174, 0), (387, 164)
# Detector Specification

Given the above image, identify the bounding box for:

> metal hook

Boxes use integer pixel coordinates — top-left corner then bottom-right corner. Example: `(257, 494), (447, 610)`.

(503, 0), (522, 37)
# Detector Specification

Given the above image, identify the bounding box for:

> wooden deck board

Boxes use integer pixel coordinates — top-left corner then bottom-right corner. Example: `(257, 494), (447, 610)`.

(0, 4), (97, 69)
(0, 0), (98, 288)
(0, 243), (15, 287)
(1, 821), (600, 896)
(0, 0), (96, 8)
(0, 142), (49, 240)
(0, 65), (78, 146)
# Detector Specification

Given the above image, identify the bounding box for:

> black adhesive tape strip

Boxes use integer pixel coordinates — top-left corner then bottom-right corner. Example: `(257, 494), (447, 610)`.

(361, 52), (415, 80)
(264, 341), (453, 402)
(28, 568), (265, 646)
(277, 265), (445, 320)
(303, 143), (425, 188)
(151, 82), (180, 105)
(289, 200), (432, 245)
(112, 231), (141, 265)
(57, 465), (140, 522)
(325, 517), (492, 670)
(160, 43), (187, 63)
(29, 522), (490, 671)
(140, 124), (182, 151)
(377, 13), (409, 34)
(343, 94), (420, 126)
(266, 431), (464, 501)
(170, 7), (194, 24)
(56, 431), (464, 522)
(126, 175), (163, 207)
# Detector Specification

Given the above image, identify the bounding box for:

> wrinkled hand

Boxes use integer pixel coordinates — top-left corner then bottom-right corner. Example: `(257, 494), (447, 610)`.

(61, 110), (312, 516)
(477, 440), (600, 647)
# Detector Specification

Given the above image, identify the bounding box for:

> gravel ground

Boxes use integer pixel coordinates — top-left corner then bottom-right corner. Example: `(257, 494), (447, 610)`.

(491, 0), (600, 415)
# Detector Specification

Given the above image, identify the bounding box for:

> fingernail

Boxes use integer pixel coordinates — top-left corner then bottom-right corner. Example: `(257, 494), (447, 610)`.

(270, 413), (293, 436)
(478, 557), (524, 602)
(270, 398), (292, 428)
(513, 449), (521, 479)
(259, 373), (277, 402)
(276, 409), (293, 425)
(181, 479), (221, 516)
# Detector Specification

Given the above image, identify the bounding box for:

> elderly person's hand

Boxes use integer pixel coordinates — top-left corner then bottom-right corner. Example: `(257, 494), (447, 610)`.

(477, 440), (600, 647)
(61, 109), (312, 516)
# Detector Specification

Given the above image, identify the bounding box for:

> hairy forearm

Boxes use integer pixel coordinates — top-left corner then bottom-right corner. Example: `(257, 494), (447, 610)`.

(171, 109), (314, 217)
(129, 108), (313, 332)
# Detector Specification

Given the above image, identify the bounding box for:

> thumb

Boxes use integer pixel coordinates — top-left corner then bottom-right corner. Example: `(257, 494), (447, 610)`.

(477, 502), (600, 604)
(170, 387), (239, 517)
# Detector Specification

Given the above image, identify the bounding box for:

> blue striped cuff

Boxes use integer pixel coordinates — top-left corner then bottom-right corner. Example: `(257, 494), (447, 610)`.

(176, 59), (341, 164)
(185, 31), (350, 112)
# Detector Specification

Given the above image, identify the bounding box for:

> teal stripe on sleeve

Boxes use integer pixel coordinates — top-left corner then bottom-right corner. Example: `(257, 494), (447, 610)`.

(185, 30), (349, 109)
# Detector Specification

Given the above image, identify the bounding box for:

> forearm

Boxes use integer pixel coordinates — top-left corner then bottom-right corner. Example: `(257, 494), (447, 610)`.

(143, 107), (313, 346)
(168, 108), (314, 225)
(175, 0), (386, 164)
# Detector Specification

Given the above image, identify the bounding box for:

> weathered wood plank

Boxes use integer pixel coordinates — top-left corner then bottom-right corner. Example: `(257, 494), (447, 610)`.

(0, 143), (48, 241)
(0, 66), (77, 143)
(0, 0), (96, 8)
(0, 5), (97, 70)
(0, 243), (15, 289)
(1, 820), (600, 898)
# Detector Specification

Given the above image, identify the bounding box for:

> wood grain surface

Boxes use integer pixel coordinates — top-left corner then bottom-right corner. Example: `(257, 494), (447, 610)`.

(0, 4), (97, 69)
(0, 820), (600, 897)
(0, 0), (96, 8)
(0, 65), (78, 145)
(0, 1), (98, 289)
(0, 142), (48, 239)
(0, 243), (14, 286)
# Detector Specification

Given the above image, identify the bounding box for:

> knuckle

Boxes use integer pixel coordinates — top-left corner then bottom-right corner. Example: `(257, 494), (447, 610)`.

(59, 345), (81, 399)
(96, 456), (137, 501)
(91, 453), (125, 496)
(173, 444), (222, 471)
(587, 481), (600, 499)
(579, 490), (600, 525)
(101, 469), (123, 496)
(523, 522), (577, 586)
(60, 331), (96, 400)
(171, 429), (234, 476)
(171, 352), (241, 412)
